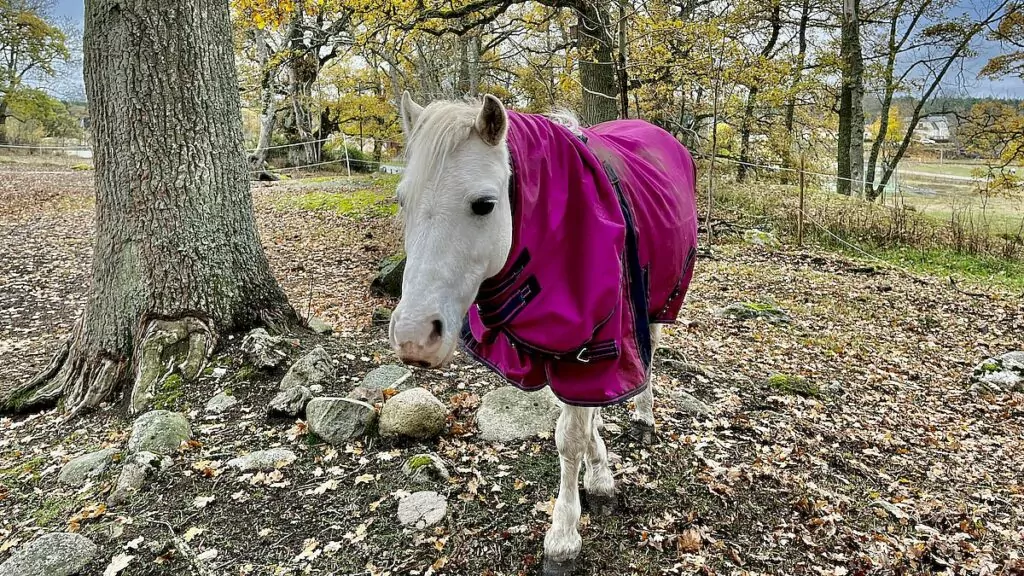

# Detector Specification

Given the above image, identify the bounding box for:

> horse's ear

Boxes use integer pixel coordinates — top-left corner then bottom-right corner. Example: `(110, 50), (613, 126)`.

(400, 91), (424, 138)
(476, 94), (507, 146)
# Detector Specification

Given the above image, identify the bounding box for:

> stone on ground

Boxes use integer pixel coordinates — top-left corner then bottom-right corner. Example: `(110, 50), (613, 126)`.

(268, 385), (312, 417)
(280, 346), (334, 391)
(306, 397), (377, 444)
(347, 385), (385, 406)
(743, 229), (781, 248)
(205, 391), (238, 414)
(360, 364), (412, 391)
(379, 388), (446, 439)
(127, 410), (190, 455)
(371, 255), (405, 298)
(227, 448), (297, 472)
(307, 316), (333, 335)
(402, 453), (450, 484)
(0, 532), (98, 576)
(972, 351), (1024, 393)
(58, 447), (119, 486)
(241, 328), (288, 368)
(371, 307), (393, 326)
(673, 390), (712, 417)
(717, 301), (791, 324)
(397, 491), (447, 529)
(108, 451), (173, 505)
(476, 386), (561, 442)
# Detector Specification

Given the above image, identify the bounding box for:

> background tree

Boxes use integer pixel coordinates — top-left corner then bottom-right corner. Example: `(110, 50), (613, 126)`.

(1, 0), (296, 414)
(0, 0), (69, 143)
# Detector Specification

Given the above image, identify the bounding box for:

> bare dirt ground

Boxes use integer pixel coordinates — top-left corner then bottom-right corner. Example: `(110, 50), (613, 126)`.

(1, 167), (1023, 575)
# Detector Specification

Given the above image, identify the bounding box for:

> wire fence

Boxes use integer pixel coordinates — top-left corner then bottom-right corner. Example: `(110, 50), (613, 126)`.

(3, 131), (1018, 267)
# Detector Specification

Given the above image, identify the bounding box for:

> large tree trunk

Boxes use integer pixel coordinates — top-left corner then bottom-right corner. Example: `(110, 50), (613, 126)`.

(574, 0), (618, 125)
(837, 0), (864, 196)
(1, 0), (296, 414)
(249, 27), (280, 180)
(737, 2), (782, 183)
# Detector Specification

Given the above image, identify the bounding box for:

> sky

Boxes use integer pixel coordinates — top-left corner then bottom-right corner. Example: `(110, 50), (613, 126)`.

(44, 0), (1024, 101)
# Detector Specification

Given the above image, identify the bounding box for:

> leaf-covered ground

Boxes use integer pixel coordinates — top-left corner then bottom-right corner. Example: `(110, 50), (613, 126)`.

(1, 167), (1023, 575)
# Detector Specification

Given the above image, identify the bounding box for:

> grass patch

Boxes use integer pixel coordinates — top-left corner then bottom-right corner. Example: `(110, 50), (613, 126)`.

(33, 496), (75, 527)
(767, 373), (820, 398)
(275, 189), (397, 219)
(855, 246), (1024, 291)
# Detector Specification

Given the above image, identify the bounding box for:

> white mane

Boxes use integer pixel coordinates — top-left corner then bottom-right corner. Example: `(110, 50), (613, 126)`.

(400, 99), (582, 201)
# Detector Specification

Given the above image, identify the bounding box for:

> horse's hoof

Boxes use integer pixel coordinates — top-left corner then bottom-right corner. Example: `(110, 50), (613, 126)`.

(542, 557), (576, 576)
(586, 491), (617, 516)
(628, 420), (655, 445)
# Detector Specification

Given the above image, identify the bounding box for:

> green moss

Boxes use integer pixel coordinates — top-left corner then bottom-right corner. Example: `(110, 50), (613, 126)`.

(233, 364), (258, 383)
(0, 455), (46, 479)
(978, 361), (1001, 374)
(742, 302), (777, 313)
(71, 163), (92, 171)
(152, 373), (184, 410)
(767, 373), (820, 398)
(33, 496), (74, 527)
(274, 190), (398, 219)
(407, 455), (433, 470)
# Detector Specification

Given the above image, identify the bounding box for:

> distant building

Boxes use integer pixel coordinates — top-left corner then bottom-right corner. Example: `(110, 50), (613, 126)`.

(912, 115), (951, 143)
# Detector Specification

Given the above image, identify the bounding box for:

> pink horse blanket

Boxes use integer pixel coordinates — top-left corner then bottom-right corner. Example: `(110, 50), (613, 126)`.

(461, 111), (698, 406)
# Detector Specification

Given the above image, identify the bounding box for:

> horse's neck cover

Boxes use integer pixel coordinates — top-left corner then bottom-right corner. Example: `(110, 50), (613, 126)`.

(460, 111), (698, 406)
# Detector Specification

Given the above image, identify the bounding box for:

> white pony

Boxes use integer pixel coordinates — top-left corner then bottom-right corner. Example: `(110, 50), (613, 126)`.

(390, 92), (696, 575)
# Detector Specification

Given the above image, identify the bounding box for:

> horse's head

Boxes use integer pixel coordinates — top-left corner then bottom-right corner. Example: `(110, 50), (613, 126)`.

(389, 92), (514, 368)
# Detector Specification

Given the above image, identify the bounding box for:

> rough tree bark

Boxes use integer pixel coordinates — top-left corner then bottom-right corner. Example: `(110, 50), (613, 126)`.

(250, 27), (282, 181)
(1, 0), (296, 414)
(837, 0), (864, 196)
(574, 0), (619, 125)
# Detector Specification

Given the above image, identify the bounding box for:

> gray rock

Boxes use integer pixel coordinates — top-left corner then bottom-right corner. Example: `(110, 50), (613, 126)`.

(127, 410), (191, 455)
(673, 390), (712, 417)
(371, 255), (406, 298)
(402, 453), (450, 484)
(476, 386), (561, 442)
(717, 302), (791, 324)
(280, 346), (334, 391)
(108, 451), (173, 506)
(205, 391), (238, 414)
(306, 397), (377, 444)
(971, 351), (1024, 392)
(397, 491), (447, 529)
(360, 365), (412, 391)
(58, 447), (119, 486)
(226, 448), (297, 472)
(241, 328), (288, 368)
(308, 316), (333, 335)
(268, 386), (312, 417)
(743, 229), (781, 248)
(0, 532), (98, 576)
(378, 388), (446, 439)
(347, 385), (384, 406)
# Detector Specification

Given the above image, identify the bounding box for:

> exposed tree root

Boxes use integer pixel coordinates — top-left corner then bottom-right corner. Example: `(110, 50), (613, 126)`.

(1, 316), (219, 415)
(130, 317), (217, 414)
(0, 322), (75, 412)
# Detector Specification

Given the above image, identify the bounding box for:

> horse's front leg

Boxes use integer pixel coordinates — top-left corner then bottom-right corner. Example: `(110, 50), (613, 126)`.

(630, 324), (662, 444)
(544, 405), (591, 575)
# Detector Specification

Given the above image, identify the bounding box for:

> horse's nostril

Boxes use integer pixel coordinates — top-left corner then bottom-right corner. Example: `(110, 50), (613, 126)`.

(430, 319), (443, 342)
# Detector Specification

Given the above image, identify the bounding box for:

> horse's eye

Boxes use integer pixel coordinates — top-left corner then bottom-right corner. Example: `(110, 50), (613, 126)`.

(471, 198), (496, 216)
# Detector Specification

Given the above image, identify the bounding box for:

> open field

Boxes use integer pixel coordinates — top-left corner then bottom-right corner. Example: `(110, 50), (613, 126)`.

(1, 167), (1023, 574)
